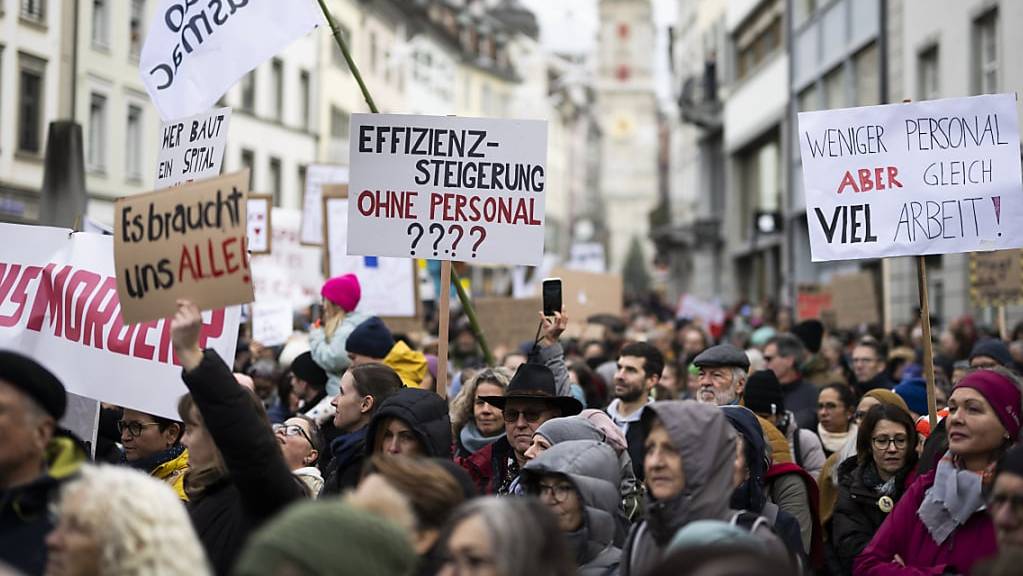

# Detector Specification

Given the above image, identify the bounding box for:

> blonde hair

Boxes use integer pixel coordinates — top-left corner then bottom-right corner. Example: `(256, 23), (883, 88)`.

(449, 367), (511, 434)
(58, 465), (210, 576)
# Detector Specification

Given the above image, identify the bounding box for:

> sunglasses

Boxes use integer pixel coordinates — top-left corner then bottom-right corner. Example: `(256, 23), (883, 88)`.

(502, 409), (550, 423)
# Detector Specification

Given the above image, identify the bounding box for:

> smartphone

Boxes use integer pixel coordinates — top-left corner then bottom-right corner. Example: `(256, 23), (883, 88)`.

(542, 277), (563, 317)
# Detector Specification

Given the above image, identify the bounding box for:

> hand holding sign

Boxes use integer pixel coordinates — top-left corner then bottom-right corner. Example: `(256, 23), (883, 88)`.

(171, 300), (204, 371)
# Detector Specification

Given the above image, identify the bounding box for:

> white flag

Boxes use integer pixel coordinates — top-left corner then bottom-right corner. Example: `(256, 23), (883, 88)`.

(140, 0), (320, 121)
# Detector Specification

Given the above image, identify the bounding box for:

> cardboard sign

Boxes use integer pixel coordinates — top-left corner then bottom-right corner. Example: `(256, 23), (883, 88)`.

(970, 249), (1023, 305)
(796, 284), (834, 321)
(0, 223), (240, 420)
(829, 272), (880, 329)
(251, 299), (293, 347)
(140, 0), (319, 120)
(155, 107), (231, 189)
(323, 189), (417, 317)
(301, 164), (348, 245)
(474, 297), (542, 350)
(798, 94), (1023, 261)
(247, 194), (272, 254)
(551, 267), (623, 320)
(346, 113), (548, 266)
(251, 208), (324, 309)
(114, 170), (253, 323)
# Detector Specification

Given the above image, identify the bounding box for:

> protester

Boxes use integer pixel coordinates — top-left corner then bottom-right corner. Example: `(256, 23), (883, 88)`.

(520, 440), (623, 575)
(171, 300), (305, 575)
(605, 342), (664, 479)
(0, 351), (86, 575)
(893, 376), (929, 420)
(289, 351), (333, 425)
(45, 465), (210, 576)
(437, 497), (575, 576)
(644, 521), (794, 576)
(450, 368), (511, 457)
(856, 369), (1021, 574)
(971, 339), (1015, 370)
(851, 338), (895, 395)
(830, 403), (919, 575)
(309, 274), (371, 395)
(764, 334), (819, 430)
(816, 383), (857, 457)
(273, 415), (324, 497)
(743, 369), (825, 478)
(346, 316), (429, 388)
(366, 387), (453, 458)
(320, 363), (403, 494)
(117, 407), (189, 500)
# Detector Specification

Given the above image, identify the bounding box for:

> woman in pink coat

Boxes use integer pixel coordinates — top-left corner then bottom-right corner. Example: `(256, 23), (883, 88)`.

(856, 369), (1021, 575)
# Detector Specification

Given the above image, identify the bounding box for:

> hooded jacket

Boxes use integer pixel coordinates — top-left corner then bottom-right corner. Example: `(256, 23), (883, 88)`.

(365, 388), (452, 458)
(151, 447), (190, 501)
(383, 340), (428, 389)
(521, 440), (622, 576)
(831, 456), (912, 575)
(308, 309), (372, 395)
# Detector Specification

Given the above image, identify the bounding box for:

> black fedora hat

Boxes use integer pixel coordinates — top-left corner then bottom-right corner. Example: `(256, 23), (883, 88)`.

(479, 363), (583, 416)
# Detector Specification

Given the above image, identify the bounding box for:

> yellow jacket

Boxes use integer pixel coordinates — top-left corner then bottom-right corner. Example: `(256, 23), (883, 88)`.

(756, 416), (793, 465)
(384, 340), (428, 388)
(152, 448), (190, 501)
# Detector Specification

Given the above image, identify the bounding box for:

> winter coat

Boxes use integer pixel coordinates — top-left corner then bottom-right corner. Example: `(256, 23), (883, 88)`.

(856, 371), (896, 397)
(293, 466), (324, 498)
(457, 435), (515, 495)
(781, 411), (826, 479)
(182, 350), (305, 575)
(150, 447), (190, 500)
(520, 440), (623, 576)
(782, 377), (819, 430)
(364, 388), (452, 458)
(321, 427), (368, 495)
(854, 467), (997, 576)
(0, 430), (87, 575)
(831, 457), (912, 576)
(766, 462), (825, 568)
(309, 309), (371, 395)
(383, 340), (428, 388)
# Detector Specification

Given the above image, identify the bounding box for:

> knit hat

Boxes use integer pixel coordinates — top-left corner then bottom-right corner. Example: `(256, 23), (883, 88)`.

(894, 377), (928, 416)
(863, 388), (911, 416)
(970, 339), (1013, 368)
(792, 320), (824, 354)
(346, 317), (395, 360)
(234, 500), (416, 576)
(955, 370), (1022, 439)
(0, 351), (67, 419)
(321, 274), (361, 313)
(291, 352), (328, 391)
(742, 370), (785, 416)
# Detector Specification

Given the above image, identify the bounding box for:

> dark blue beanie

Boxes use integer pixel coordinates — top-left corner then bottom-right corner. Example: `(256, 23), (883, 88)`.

(345, 317), (395, 359)
(894, 377), (928, 416)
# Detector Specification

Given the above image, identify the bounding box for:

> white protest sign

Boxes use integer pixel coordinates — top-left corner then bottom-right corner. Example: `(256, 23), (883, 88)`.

(251, 299), (293, 347)
(300, 164), (348, 245)
(0, 223), (240, 420)
(251, 208), (324, 309)
(347, 114), (548, 266)
(155, 107), (231, 189)
(140, 0), (320, 121)
(247, 195), (272, 254)
(798, 94), (1023, 262)
(324, 196), (416, 317)
(568, 242), (607, 273)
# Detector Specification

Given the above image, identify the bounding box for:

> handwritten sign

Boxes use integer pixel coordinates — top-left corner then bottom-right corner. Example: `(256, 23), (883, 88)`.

(798, 94), (1022, 261)
(251, 208), (324, 309)
(155, 107), (231, 189)
(300, 164), (348, 245)
(114, 170), (253, 323)
(346, 114), (548, 266)
(251, 299), (293, 347)
(247, 194), (272, 254)
(970, 249), (1023, 306)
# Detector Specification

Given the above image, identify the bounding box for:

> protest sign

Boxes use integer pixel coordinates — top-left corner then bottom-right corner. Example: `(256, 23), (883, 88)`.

(251, 299), (293, 347)
(567, 243), (607, 273)
(551, 267), (623, 319)
(829, 271), (880, 329)
(0, 223), (240, 420)
(346, 113), (548, 266)
(970, 249), (1023, 306)
(247, 194), (272, 254)
(796, 283), (834, 321)
(140, 0), (320, 121)
(798, 94), (1023, 262)
(114, 170), (253, 323)
(251, 208), (324, 309)
(301, 165), (348, 245)
(474, 297), (542, 350)
(155, 107), (231, 189)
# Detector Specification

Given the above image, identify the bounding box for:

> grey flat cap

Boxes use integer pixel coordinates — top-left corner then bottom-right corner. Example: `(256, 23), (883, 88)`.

(692, 344), (750, 371)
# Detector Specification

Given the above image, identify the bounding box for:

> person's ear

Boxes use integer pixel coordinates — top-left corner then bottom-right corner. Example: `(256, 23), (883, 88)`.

(361, 395), (375, 415)
(304, 449), (319, 466)
(165, 422), (182, 446)
(736, 377), (747, 397)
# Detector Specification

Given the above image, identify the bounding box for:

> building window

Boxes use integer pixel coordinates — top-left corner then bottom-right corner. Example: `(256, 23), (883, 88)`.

(822, 65), (845, 110)
(268, 157), (282, 206)
(240, 148), (255, 188)
(270, 58), (283, 121)
(21, 0), (45, 22)
(17, 55), (45, 154)
(240, 71), (255, 112)
(918, 45), (939, 101)
(369, 31), (378, 74)
(330, 106), (349, 139)
(91, 0), (108, 49)
(125, 105), (143, 181)
(297, 165), (307, 206)
(87, 93), (107, 171)
(129, 0), (145, 59)
(299, 70), (310, 130)
(735, 9), (782, 82)
(974, 9), (998, 94)
(853, 42), (879, 107)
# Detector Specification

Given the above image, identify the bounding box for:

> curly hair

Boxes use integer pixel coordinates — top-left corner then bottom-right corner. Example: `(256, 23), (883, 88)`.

(449, 367), (511, 434)
(56, 465), (210, 576)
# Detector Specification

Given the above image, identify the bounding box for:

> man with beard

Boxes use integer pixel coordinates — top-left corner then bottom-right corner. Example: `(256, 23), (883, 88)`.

(606, 342), (664, 480)
(692, 344), (750, 406)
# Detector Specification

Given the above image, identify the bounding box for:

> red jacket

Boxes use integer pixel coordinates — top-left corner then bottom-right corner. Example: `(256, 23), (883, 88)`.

(855, 468), (997, 575)
(456, 437), (514, 495)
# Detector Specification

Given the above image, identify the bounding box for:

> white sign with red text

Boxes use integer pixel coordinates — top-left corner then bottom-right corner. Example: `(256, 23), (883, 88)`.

(0, 223), (240, 420)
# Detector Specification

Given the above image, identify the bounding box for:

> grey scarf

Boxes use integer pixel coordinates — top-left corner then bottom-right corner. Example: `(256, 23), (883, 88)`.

(917, 456), (985, 545)
(460, 421), (502, 454)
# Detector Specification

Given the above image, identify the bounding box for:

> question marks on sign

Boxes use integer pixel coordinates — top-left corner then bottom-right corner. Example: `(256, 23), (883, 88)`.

(448, 225), (464, 257)
(407, 223), (425, 255)
(429, 223), (445, 256)
(469, 226), (486, 258)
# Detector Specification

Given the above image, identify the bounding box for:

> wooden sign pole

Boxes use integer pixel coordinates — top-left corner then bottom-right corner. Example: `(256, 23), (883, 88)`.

(998, 304), (1009, 341)
(917, 256), (938, 430)
(437, 260), (451, 399)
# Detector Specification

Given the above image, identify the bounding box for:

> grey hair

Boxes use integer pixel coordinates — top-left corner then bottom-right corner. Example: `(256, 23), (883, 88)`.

(767, 333), (807, 364)
(731, 367), (748, 386)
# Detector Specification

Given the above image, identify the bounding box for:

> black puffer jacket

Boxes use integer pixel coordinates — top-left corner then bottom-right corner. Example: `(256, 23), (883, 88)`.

(364, 388), (452, 458)
(830, 456), (911, 575)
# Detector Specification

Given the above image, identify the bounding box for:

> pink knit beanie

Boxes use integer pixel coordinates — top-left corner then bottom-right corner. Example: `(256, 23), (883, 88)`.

(321, 274), (361, 312)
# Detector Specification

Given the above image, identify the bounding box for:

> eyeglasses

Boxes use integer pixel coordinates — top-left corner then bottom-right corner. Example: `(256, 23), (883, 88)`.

(503, 409), (549, 423)
(117, 420), (161, 438)
(273, 423), (314, 446)
(871, 435), (908, 450)
(536, 482), (575, 503)
(988, 492), (1023, 517)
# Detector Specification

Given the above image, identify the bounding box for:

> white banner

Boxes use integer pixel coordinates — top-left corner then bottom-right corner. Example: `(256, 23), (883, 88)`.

(347, 114), (548, 266)
(155, 107), (231, 189)
(0, 223), (240, 420)
(300, 164), (348, 245)
(140, 0), (320, 121)
(251, 208), (324, 309)
(798, 94), (1023, 262)
(251, 299), (293, 347)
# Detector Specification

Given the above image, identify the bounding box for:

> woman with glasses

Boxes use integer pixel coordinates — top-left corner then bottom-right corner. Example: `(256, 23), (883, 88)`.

(450, 368), (511, 458)
(856, 369), (1021, 575)
(272, 415), (323, 497)
(520, 440), (623, 576)
(830, 403), (918, 575)
(816, 384), (857, 457)
(117, 408), (189, 500)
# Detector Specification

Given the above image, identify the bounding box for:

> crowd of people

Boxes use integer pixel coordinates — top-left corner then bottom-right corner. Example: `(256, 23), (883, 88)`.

(3, 272), (1023, 575)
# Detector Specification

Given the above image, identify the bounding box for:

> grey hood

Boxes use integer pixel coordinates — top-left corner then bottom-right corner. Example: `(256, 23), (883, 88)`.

(534, 416), (604, 444)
